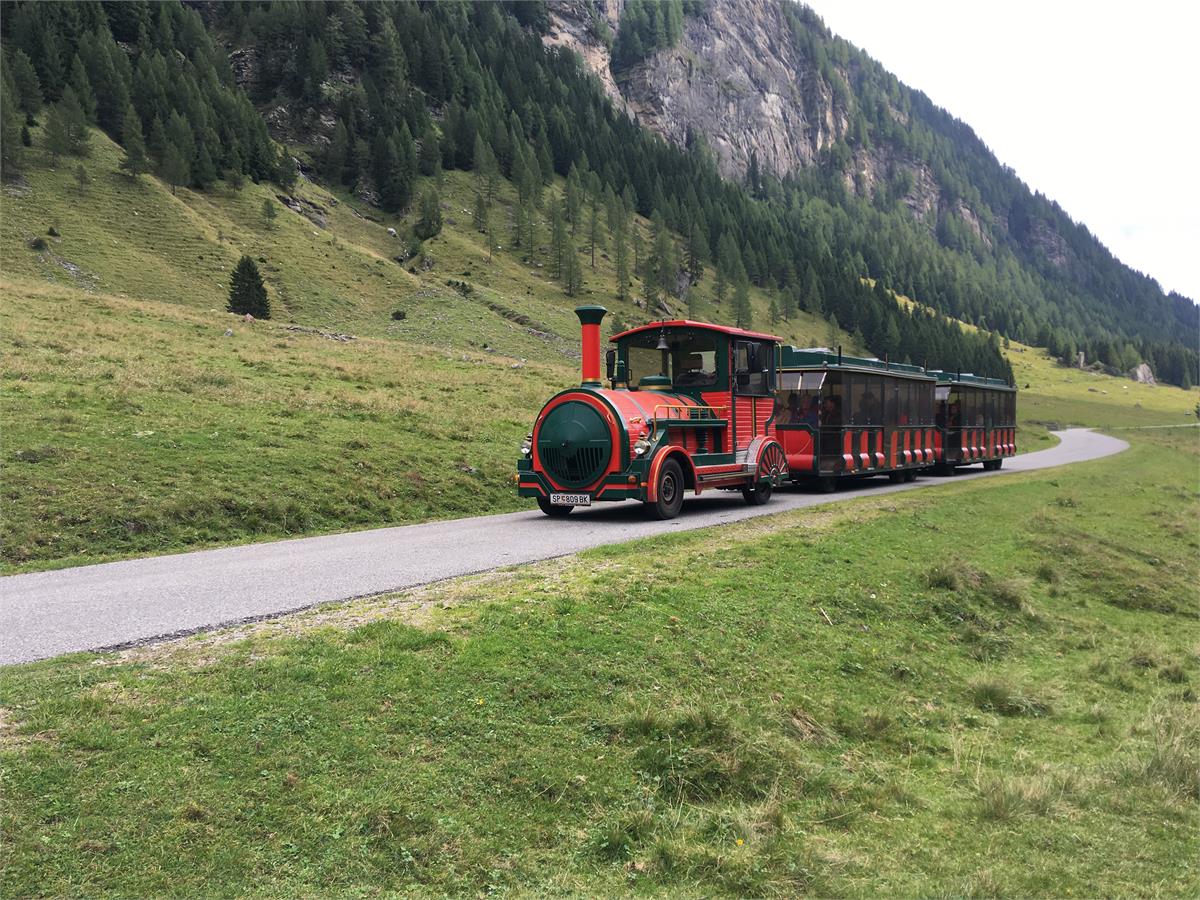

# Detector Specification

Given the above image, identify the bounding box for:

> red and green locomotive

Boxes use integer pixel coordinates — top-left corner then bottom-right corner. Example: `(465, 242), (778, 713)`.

(516, 306), (788, 518)
(516, 307), (1016, 518)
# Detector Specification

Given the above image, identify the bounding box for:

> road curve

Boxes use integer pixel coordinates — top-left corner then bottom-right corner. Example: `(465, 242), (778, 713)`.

(0, 429), (1126, 665)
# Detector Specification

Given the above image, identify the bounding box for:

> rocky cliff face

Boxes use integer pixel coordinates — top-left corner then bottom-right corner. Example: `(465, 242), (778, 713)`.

(547, 0), (841, 181)
(545, 0), (951, 231)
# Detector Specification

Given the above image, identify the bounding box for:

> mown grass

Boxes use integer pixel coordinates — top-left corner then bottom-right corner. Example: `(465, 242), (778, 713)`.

(1, 429), (1196, 896)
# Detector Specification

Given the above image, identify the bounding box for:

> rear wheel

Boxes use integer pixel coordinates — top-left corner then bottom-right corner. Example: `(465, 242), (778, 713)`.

(536, 496), (573, 517)
(905, 469), (918, 482)
(984, 459), (1003, 471)
(742, 479), (773, 505)
(816, 476), (837, 493)
(888, 471), (904, 484)
(646, 458), (685, 519)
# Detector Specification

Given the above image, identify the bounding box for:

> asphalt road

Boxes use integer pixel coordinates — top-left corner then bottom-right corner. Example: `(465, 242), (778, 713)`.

(1, 429), (1127, 665)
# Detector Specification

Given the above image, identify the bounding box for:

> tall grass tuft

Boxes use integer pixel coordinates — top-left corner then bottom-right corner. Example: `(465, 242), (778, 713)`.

(969, 678), (1051, 717)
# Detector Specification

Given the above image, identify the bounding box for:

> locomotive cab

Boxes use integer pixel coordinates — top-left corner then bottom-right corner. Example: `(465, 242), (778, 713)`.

(516, 307), (788, 519)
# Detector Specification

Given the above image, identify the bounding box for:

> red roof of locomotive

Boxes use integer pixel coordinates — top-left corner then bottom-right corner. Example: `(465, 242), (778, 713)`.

(610, 319), (783, 343)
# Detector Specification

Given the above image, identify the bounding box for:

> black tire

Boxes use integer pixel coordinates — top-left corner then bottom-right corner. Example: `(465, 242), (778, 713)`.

(991, 459), (1003, 471)
(742, 478), (773, 505)
(537, 496), (572, 517)
(888, 471), (904, 484)
(646, 458), (685, 519)
(905, 469), (918, 482)
(816, 476), (837, 493)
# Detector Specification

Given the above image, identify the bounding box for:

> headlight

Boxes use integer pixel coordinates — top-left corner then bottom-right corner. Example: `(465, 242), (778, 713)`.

(633, 439), (651, 457)
(520, 433), (533, 457)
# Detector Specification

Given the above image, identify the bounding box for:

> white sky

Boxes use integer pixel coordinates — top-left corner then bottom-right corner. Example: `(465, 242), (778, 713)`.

(804, 0), (1200, 302)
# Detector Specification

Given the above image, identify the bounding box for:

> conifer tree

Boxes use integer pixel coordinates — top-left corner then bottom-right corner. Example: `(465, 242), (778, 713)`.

(418, 125), (441, 177)
(563, 239), (583, 296)
(414, 186), (443, 240)
(733, 273), (752, 328)
(473, 135), (499, 204)
(549, 193), (568, 278)
(227, 255), (270, 319)
(472, 190), (488, 233)
(9, 50), (42, 120)
(586, 190), (601, 268)
(1, 69), (22, 171)
(324, 120), (350, 184)
(118, 104), (149, 177)
(261, 198), (277, 230)
(69, 56), (96, 123)
(614, 222), (630, 302)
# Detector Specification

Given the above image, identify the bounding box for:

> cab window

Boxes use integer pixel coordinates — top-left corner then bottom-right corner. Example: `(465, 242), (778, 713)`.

(734, 340), (773, 396)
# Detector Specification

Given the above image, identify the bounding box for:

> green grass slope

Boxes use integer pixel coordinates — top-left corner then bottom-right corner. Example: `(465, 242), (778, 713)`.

(1, 428), (1195, 896)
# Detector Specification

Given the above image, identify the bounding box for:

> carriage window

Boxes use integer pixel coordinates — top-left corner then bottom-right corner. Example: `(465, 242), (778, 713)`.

(884, 381), (898, 427)
(821, 371), (844, 428)
(857, 376), (883, 425)
(734, 341), (772, 396)
(844, 374), (863, 425)
(894, 380), (910, 426)
(919, 382), (932, 425)
(777, 372), (823, 426)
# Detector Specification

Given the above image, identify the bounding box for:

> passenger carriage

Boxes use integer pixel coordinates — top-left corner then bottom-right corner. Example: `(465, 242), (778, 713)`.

(516, 306), (788, 519)
(929, 371), (1017, 472)
(774, 347), (937, 491)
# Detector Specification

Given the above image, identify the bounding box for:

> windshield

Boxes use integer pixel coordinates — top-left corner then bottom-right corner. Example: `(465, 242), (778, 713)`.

(624, 329), (719, 388)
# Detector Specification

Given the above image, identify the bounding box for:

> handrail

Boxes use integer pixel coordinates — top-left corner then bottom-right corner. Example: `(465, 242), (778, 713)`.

(650, 404), (728, 437)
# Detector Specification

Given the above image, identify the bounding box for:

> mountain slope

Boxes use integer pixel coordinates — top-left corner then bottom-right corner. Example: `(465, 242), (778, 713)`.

(547, 0), (1198, 385)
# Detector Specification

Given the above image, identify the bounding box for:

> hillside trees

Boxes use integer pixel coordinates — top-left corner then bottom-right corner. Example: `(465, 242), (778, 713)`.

(1, 0), (286, 190)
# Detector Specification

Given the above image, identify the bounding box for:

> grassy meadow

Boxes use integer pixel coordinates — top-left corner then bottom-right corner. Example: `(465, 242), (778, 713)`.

(1, 426), (1196, 896)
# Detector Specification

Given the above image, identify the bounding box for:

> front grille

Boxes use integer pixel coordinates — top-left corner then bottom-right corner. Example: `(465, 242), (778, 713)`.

(541, 446), (606, 486)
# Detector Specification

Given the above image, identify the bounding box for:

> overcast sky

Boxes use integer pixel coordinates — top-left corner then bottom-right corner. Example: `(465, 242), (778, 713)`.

(804, 0), (1199, 303)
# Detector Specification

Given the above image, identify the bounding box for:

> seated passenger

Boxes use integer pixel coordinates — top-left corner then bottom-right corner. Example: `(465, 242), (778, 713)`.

(673, 353), (714, 387)
(801, 397), (820, 426)
(820, 396), (842, 428)
(779, 393), (803, 423)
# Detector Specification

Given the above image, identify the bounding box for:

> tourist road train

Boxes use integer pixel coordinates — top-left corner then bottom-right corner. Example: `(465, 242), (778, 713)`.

(516, 306), (1016, 518)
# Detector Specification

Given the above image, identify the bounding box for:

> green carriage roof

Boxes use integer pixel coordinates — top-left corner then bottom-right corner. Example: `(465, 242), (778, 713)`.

(778, 346), (935, 380)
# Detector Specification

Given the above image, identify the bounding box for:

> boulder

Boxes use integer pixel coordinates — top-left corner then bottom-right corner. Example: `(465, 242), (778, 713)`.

(1129, 362), (1156, 385)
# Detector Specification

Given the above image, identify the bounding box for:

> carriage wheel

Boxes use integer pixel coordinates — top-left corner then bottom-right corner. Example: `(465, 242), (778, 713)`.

(744, 441), (786, 506)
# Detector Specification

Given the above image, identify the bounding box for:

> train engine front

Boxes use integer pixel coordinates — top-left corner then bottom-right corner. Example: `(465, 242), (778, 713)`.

(516, 306), (787, 519)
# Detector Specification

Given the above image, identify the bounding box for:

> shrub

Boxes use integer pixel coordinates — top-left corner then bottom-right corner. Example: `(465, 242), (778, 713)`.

(390, 309), (406, 321)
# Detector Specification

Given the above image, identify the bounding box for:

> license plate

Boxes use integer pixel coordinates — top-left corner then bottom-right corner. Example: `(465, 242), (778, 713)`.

(550, 492), (591, 506)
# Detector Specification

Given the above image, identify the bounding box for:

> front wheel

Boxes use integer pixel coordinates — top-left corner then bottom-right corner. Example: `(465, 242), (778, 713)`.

(536, 496), (573, 517)
(645, 458), (685, 520)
